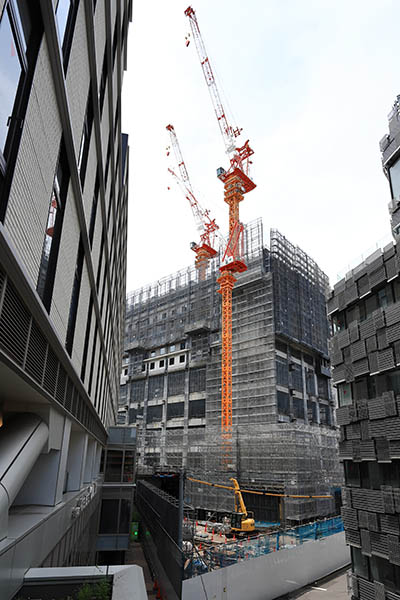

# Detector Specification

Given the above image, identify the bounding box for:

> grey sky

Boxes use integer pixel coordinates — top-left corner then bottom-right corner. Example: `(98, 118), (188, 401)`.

(122, 0), (399, 293)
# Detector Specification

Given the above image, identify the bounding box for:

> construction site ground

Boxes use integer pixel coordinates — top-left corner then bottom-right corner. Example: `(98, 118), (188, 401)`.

(283, 566), (350, 599)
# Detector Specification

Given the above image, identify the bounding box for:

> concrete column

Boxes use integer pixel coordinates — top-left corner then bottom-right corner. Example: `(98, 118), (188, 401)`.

(300, 355), (309, 424)
(183, 366), (190, 467)
(13, 413), (71, 507)
(93, 442), (102, 479)
(160, 373), (168, 468)
(83, 437), (96, 483)
(65, 430), (88, 491)
(139, 377), (149, 469)
(0, 414), (49, 539)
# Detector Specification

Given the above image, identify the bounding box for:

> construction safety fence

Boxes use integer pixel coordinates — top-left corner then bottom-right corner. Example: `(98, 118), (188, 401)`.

(186, 516), (344, 577)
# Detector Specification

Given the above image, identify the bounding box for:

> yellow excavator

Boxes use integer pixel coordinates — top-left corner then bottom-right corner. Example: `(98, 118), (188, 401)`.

(229, 477), (256, 533)
(187, 476), (256, 534)
(188, 476), (332, 534)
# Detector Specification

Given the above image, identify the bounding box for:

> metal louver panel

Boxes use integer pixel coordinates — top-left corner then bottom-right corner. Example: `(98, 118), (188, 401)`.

(43, 346), (59, 397)
(0, 280), (30, 366)
(55, 365), (67, 405)
(25, 320), (47, 384)
(0, 268), (105, 443)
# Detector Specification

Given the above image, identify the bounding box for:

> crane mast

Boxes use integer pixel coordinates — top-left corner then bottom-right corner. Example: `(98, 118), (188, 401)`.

(166, 124), (218, 281)
(185, 6), (256, 437)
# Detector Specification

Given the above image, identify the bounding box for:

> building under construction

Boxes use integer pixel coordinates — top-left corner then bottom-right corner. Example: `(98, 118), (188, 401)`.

(120, 220), (342, 524)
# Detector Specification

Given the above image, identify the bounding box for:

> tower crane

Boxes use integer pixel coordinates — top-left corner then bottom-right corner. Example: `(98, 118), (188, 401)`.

(184, 6), (256, 435)
(166, 124), (219, 281)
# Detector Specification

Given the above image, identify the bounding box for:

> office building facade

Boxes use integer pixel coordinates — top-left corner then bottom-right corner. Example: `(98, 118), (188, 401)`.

(0, 1), (130, 598)
(329, 98), (400, 598)
(121, 221), (342, 525)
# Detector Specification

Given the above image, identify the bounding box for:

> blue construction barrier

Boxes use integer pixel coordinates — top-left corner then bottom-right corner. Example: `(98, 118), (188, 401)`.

(189, 516), (344, 576)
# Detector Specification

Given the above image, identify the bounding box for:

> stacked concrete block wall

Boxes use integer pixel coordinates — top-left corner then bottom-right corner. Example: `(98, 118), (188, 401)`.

(328, 238), (400, 598)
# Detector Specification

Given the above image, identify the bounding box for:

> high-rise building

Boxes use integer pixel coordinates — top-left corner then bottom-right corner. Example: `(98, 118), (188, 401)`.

(328, 98), (400, 598)
(0, 1), (130, 598)
(121, 220), (342, 525)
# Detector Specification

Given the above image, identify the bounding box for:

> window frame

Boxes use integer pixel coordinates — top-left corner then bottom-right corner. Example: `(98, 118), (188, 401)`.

(0, 0), (32, 176)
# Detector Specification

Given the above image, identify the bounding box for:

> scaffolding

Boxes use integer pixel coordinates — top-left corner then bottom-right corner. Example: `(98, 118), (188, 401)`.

(270, 229), (330, 356)
(138, 423), (342, 522)
(124, 220), (342, 525)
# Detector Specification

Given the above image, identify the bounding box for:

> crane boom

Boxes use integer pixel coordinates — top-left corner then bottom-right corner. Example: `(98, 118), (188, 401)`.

(166, 124), (219, 280)
(184, 6), (240, 155)
(184, 6), (255, 187)
(166, 124), (193, 192)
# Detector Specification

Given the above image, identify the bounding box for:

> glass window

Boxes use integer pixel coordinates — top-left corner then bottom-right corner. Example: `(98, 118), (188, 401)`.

(331, 311), (345, 334)
(293, 397), (304, 419)
(169, 357), (175, 366)
(150, 362), (155, 370)
(119, 499), (131, 533)
(56, 0), (72, 45)
(167, 401), (184, 419)
(104, 450), (123, 482)
(37, 173), (62, 305)
(65, 237), (84, 355)
(276, 357), (288, 386)
(345, 461), (360, 486)
(99, 48), (107, 113)
(146, 405), (162, 423)
(123, 450), (134, 483)
(160, 347), (166, 355)
(180, 341), (186, 350)
(338, 382), (352, 407)
(170, 344), (176, 352)
(159, 359), (164, 368)
(277, 390), (290, 415)
(179, 355), (185, 363)
(387, 369), (400, 395)
(351, 547), (369, 579)
(0, 6), (23, 155)
(390, 158), (400, 201)
(99, 499), (119, 533)
(189, 398), (205, 418)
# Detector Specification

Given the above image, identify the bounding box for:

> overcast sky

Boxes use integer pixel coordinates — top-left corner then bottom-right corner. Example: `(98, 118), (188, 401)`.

(121, 0), (400, 293)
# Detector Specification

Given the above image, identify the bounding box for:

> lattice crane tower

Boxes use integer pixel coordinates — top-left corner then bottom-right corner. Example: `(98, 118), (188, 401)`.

(185, 6), (256, 434)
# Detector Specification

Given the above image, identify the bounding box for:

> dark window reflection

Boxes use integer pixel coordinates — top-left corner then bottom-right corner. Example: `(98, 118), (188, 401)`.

(99, 499), (119, 533)
(390, 158), (400, 201)
(56, 0), (72, 44)
(0, 9), (23, 153)
(105, 450), (123, 482)
(123, 450), (134, 482)
(119, 499), (131, 533)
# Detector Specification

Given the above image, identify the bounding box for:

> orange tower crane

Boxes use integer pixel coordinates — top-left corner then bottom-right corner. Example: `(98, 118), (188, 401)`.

(166, 124), (219, 281)
(185, 6), (256, 434)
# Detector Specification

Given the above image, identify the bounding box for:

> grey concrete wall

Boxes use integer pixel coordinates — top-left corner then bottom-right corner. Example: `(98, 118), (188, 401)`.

(182, 532), (350, 600)
(0, 484), (100, 600)
(4, 37), (61, 288)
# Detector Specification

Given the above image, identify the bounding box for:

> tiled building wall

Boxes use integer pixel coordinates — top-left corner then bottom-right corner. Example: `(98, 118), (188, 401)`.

(329, 241), (400, 598)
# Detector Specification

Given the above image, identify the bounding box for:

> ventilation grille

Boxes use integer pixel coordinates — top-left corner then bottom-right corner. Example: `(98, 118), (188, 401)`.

(0, 266), (106, 444)
(25, 320), (47, 384)
(0, 280), (30, 366)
